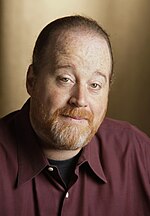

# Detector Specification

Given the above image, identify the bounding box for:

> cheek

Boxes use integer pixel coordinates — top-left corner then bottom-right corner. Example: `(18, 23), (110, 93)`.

(92, 95), (108, 125)
(43, 89), (70, 114)
(93, 105), (106, 121)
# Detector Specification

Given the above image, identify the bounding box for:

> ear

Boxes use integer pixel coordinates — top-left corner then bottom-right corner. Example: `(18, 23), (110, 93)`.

(26, 64), (36, 96)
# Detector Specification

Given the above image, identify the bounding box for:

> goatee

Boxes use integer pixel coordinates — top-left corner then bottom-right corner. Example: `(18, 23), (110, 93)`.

(30, 102), (98, 150)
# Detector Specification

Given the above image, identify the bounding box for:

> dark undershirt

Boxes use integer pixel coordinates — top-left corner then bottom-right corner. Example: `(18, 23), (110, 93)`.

(48, 152), (80, 187)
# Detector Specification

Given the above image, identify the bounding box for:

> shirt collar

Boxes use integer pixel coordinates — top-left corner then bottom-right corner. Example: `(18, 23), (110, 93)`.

(77, 135), (107, 183)
(15, 100), (49, 187)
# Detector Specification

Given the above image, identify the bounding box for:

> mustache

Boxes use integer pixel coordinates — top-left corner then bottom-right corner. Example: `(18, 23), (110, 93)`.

(54, 107), (94, 124)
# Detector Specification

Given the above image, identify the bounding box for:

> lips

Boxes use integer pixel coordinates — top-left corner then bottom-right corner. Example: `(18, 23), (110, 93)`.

(62, 114), (86, 120)
(55, 107), (94, 124)
(71, 116), (85, 120)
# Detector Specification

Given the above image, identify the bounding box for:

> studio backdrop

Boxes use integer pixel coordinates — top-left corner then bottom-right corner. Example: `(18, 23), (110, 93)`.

(0, 0), (150, 136)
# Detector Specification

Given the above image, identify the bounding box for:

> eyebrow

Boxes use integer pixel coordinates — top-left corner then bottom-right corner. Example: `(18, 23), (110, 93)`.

(56, 64), (73, 70)
(93, 71), (107, 82)
(55, 64), (107, 82)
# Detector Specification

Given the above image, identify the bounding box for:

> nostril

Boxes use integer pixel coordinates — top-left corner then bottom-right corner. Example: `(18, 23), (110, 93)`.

(69, 97), (79, 107)
(69, 96), (88, 108)
(69, 84), (88, 107)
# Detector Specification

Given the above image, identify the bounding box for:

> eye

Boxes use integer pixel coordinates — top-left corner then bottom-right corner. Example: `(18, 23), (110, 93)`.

(90, 83), (102, 90)
(57, 75), (75, 86)
(60, 77), (71, 83)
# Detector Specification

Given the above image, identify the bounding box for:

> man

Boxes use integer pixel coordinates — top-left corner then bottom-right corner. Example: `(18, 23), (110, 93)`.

(0, 15), (150, 216)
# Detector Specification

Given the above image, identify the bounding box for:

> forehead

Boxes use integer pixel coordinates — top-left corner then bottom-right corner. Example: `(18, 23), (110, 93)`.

(53, 29), (108, 54)
(47, 29), (112, 74)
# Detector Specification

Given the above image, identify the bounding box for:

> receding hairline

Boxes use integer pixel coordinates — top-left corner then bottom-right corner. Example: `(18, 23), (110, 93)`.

(45, 26), (110, 52)
(32, 15), (114, 82)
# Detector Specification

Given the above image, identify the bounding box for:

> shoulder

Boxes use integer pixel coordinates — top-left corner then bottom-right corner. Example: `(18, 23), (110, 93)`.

(99, 117), (150, 144)
(0, 110), (20, 154)
(96, 117), (150, 160)
(0, 100), (30, 139)
(96, 118), (150, 184)
(0, 110), (20, 138)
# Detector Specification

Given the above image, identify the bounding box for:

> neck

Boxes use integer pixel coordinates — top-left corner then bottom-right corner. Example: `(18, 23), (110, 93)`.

(42, 148), (82, 160)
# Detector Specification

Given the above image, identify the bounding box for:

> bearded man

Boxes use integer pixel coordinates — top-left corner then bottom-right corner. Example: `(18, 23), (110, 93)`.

(0, 15), (150, 216)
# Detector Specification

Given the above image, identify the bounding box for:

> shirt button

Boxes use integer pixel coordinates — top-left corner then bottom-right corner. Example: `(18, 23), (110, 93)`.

(48, 167), (54, 171)
(65, 192), (69, 198)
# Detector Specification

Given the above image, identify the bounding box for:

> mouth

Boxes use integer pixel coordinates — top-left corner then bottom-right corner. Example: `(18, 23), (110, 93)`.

(61, 114), (88, 124)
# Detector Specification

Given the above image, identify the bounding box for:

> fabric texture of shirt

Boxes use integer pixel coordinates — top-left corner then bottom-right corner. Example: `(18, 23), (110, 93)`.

(0, 100), (150, 216)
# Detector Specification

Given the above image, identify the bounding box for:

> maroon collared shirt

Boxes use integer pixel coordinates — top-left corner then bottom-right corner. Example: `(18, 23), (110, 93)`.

(0, 100), (150, 216)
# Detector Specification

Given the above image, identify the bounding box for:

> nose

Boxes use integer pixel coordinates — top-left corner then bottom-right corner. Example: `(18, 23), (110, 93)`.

(69, 84), (88, 108)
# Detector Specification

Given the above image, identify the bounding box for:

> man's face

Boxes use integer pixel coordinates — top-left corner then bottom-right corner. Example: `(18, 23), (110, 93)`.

(27, 30), (112, 151)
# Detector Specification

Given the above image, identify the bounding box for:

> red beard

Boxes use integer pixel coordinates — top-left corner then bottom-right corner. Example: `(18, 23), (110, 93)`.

(30, 101), (98, 150)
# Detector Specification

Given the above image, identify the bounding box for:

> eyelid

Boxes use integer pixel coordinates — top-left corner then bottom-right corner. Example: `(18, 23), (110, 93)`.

(60, 77), (72, 82)
(57, 74), (75, 84)
(90, 82), (102, 89)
